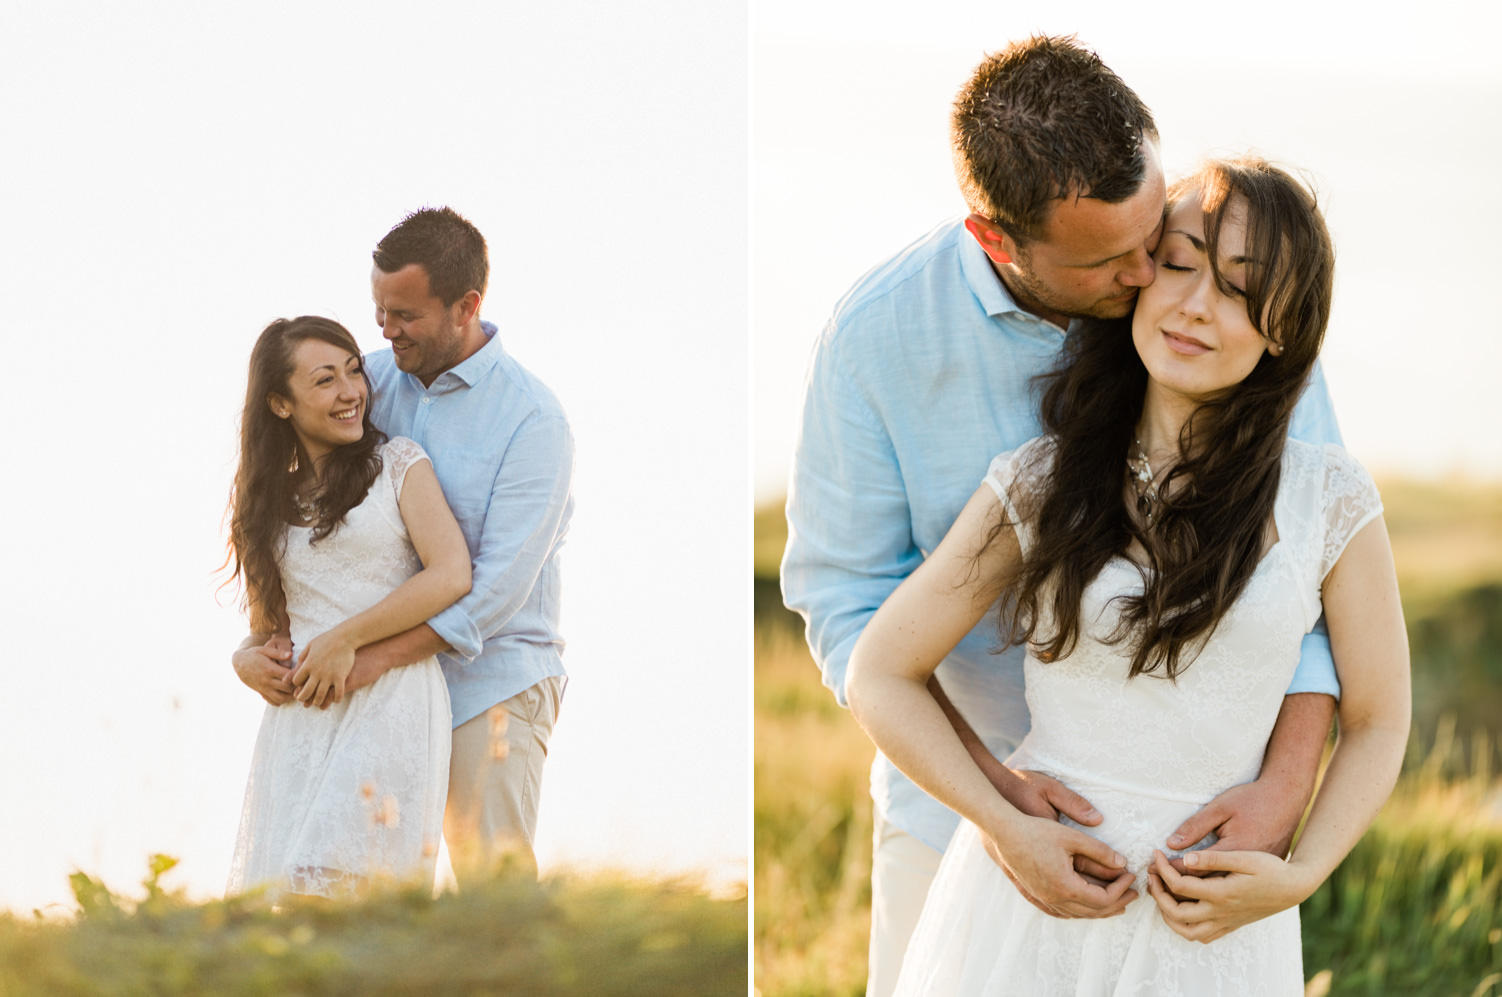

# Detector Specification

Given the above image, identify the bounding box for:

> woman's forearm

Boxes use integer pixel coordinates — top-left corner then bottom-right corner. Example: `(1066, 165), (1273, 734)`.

(327, 562), (471, 652)
(849, 667), (1021, 838)
(1284, 718), (1408, 896)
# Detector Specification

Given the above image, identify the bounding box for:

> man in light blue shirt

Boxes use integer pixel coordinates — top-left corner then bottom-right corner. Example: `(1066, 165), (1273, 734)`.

(235, 207), (573, 881)
(781, 37), (1340, 996)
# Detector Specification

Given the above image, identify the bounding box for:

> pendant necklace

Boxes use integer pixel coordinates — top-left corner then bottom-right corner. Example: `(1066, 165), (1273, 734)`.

(1127, 439), (1160, 527)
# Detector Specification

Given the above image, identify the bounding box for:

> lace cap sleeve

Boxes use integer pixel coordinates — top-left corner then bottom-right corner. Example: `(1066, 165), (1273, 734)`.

(1318, 444), (1384, 581)
(382, 436), (432, 501)
(981, 436), (1054, 555)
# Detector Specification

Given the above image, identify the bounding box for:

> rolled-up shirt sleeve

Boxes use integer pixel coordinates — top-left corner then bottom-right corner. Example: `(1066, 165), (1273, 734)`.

(1286, 359), (1344, 698)
(428, 411), (575, 660)
(781, 331), (921, 707)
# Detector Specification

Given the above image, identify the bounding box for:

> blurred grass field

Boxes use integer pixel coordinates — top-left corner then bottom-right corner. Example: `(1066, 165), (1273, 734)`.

(755, 478), (1502, 997)
(1, 858), (747, 996)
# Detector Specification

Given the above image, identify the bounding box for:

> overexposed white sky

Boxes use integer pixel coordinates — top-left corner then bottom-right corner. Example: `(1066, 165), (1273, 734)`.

(754, 0), (1502, 500)
(5, 0), (1498, 917)
(0, 1), (748, 912)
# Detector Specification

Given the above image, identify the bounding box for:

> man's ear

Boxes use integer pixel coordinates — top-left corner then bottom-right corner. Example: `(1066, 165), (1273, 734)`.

(453, 289), (482, 327)
(964, 213), (1019, 266)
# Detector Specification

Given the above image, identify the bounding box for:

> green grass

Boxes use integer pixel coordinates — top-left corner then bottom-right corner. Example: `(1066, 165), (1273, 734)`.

(1, 859), (747, 996)
(754, 629), (1502, 997)
(1301, 775), (1502, 995)
(754, 478), (1502, 996)
(754, 628), (872, 997)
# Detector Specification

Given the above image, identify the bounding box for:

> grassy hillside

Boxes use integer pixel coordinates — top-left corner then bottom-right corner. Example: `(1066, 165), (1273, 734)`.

(2, 860), (748, 996)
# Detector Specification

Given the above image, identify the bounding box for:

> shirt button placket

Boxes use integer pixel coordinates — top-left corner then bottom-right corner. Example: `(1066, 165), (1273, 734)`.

(412, 394), (433, 442)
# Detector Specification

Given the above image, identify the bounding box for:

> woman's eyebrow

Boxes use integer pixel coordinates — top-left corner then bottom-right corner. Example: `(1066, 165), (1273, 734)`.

(1168, 229), (1253, 265)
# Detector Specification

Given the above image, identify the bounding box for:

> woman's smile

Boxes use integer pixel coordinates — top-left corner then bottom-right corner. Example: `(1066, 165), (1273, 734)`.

(1160, 330), (1211, 355)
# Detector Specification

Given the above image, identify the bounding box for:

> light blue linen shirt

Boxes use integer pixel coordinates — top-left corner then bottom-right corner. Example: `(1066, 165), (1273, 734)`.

(367, 321), (573, 729)
(781, 218), (1343, 851)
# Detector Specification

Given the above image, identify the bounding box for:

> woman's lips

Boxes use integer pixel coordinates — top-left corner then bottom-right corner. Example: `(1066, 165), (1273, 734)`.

(1162, 330), (1211, 355)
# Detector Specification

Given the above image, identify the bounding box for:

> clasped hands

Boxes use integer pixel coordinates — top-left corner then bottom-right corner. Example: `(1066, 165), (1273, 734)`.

(981, 768), (1309, 942)
(230, 630), (363, 710)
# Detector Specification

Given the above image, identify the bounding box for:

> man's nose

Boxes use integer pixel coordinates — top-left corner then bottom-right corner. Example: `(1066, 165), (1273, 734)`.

(1117, 246), (1155, 288)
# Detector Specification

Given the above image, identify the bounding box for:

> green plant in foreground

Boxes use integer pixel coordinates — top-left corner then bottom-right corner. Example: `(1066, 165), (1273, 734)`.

(1301, 777), (1502, 996)
(755, 623), (1502, 997)
(0, 857), (748, 997)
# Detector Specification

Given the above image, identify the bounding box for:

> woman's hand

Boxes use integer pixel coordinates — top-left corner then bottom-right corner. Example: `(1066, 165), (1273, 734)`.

(982, 813), (1137, 920)
(292, 628), (359, 708)
(1146, 848), (1313, 943)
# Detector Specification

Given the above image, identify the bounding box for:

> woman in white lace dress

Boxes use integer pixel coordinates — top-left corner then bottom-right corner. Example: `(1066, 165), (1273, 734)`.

(847, 158), (1411, 995)
(224, 316), (471, 900)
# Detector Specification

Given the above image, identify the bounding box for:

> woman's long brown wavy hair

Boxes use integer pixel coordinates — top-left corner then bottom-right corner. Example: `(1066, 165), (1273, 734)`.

(224, 316), (386, 631)
(996, 156), (1335, 679)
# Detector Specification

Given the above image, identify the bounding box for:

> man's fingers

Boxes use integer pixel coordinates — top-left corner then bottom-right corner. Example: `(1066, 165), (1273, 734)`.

(1047, 867), (1137, 919)
(1042, 780), (1102, 827)
(1069, 830), (1126, 874)
(1075, 855), (1120, 882)
(1167, 803), (1226, 850)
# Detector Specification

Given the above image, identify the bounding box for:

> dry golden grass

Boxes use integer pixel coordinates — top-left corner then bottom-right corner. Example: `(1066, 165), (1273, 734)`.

(754, 627), (872, 997)
(754, 477), (1502, 996)
(1377, 476), (1502, 612)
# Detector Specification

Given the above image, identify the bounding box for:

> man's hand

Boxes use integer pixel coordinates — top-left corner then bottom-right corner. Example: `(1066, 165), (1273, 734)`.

(1166, 692), (1333, 877)
(995, 767), (1100, 825)
(1147, 848), (1313, 943)
(1163, 778), (1305, 878)
(343, 650), (387, 698)
(928, 675), (1121, 905)
(232, 634), (295, 707)
(980, 814), (1137, 919)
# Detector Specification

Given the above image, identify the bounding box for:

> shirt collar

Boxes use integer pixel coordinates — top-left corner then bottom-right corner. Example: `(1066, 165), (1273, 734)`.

(957, 225), (1073, 336)
(426, 320), (503, 392)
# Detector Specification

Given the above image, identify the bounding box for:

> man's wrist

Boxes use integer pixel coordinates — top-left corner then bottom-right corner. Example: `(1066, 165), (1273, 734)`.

(353, 640), (397, 676)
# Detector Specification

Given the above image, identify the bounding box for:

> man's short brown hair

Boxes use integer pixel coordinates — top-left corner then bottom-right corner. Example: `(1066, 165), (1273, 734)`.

(951, 36), (1158, 244)
(373, 206), (489, 306)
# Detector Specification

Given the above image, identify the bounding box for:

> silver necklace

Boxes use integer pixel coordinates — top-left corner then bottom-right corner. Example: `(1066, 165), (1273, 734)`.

(293, 493), (319, 522)
(1127, 439), (1159, 526)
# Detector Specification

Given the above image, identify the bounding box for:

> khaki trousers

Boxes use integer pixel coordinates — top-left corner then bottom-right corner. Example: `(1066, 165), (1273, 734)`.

(867, 812), (943, 997)
(444, 675), (564, 884)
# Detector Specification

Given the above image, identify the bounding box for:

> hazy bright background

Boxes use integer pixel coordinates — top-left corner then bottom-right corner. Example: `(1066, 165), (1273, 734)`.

(754, 0), (1502, 502)
(0, 2), (748, 913)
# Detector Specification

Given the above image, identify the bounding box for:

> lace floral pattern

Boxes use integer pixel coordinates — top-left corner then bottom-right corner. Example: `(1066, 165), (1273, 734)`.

(896, 438), (1383, 995)
(227, 437), (452, 901)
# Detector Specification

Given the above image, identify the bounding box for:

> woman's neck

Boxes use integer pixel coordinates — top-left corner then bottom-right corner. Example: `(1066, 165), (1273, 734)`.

(294, 437), (332, 489)
(1135, 383), (1200, 470)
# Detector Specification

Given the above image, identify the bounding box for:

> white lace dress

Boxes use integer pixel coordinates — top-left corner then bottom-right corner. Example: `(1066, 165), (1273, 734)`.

(893, 437), (1384, 997)
(227, 437), (452, 899)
